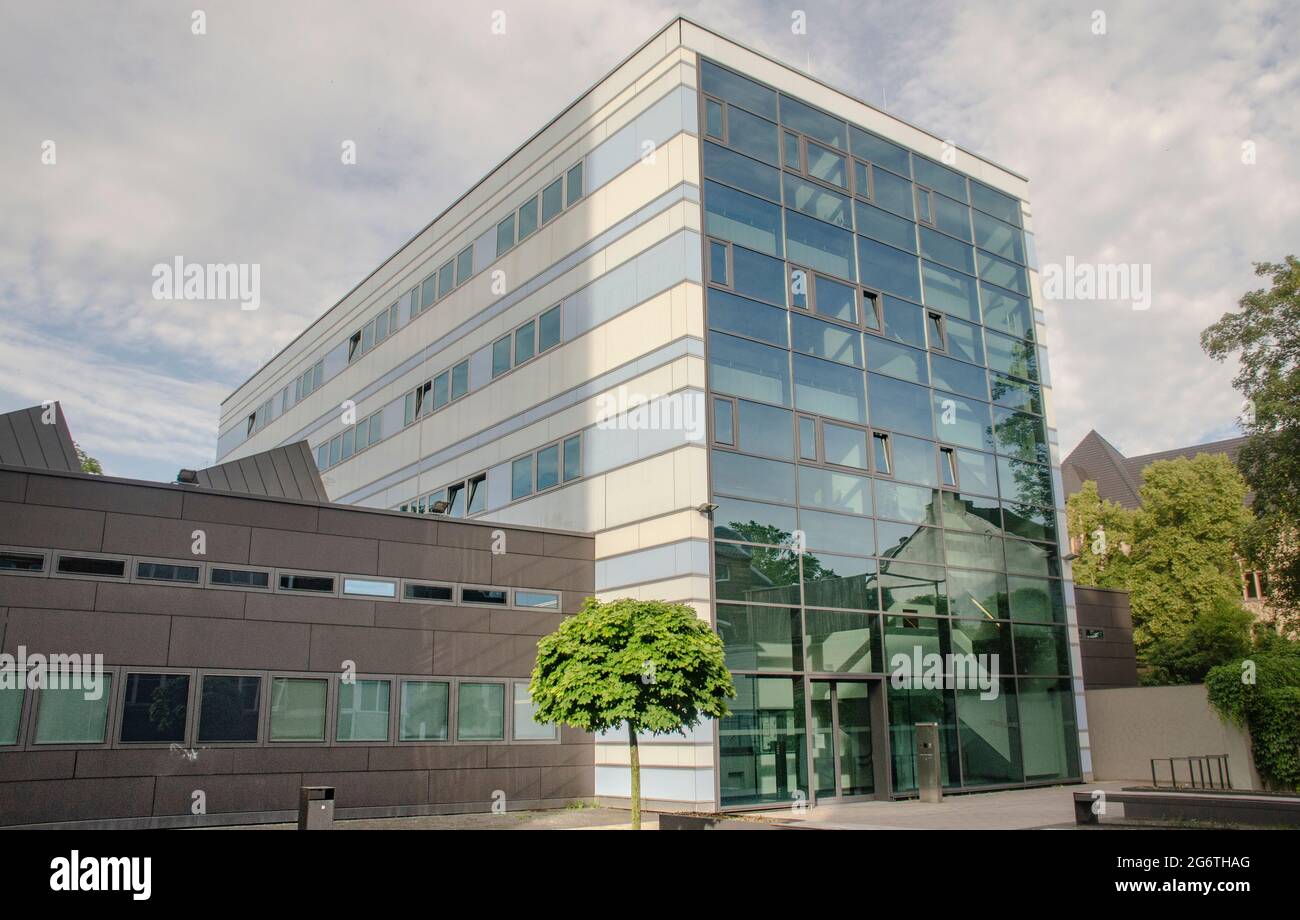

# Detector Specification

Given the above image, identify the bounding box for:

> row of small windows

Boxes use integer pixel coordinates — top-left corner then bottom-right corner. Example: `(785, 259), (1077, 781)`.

(512, 435), (583, 501)
(493, 304), (561, 378)
(294, 359), (325, 402)
(0, 672), (556, 748)
(497, 162), (584, 256)
(315, 410), (384, 471)
(404, 358), (470, 425)
(402, 472), (488, 518)
(0, 547), (560, 610)
(347, 301), (404, 364)
(700, 58), (1024, 228)
(246, 396), (273, 436)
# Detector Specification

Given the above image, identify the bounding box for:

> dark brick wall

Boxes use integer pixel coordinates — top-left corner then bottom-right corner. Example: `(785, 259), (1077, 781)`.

(0, 466), (596, 827)
(1074, 586), (1139, 690)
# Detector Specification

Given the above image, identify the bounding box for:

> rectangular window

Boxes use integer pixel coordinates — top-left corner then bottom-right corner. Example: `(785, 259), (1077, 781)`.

(404, 582), (453, 602)
(342, 577), (396, 599)
(348, 331), (362, 363)
(269, 677), (327, 742)
(337, 679), (390, 742)
(940, 446), (958, 488)
(710, 239), (731, 287)
(514, 320), (536, 365)
(496, 213), (516, 254)
(513, 683), (556, 741)
(210, 567), (270, 589)
(451, 360), (469, 400)
(0, 687), (23, 745)
(927, 311), (947, 351)
(517, 196), (539, 241)
(278, 573), (335, 593)
(421, 273), (438, 310)
(455, 245), (474, 285)
(705, 96), (725, 139)
(198, 675), (261, 742)
(341, 427), (354, 461)
(120, 673), (190, 743)
(136, 561), (200, 584)
(462, 587), (508, 606)
(457, 682), (505, 741)
(433, 372), (449, 409)
(0, 551), (44, 572)
(492, 335), (512, 377)
(369, 413), (382, 446)
(467, 473), (487, 515)
(316, 444), (329, 470)
(361, 321), (375, 354)
(438, 261), (454, 299)
(328, 435), (342, 466)
(374, 310), (389, 343)
(541, 177), (564, 224)
(713, 397), (735, 445)
(563, 434), (582, 482)
(565, 162), (584, 206)
(34, 676), (113, 744)
(400, 680), (449, 741)
(511, 454), (533, 500)
(515, 591), (560, 609)
(538, 305), (561, 352)
(56, 555), (126, 578)
(536, 443), (560, 492)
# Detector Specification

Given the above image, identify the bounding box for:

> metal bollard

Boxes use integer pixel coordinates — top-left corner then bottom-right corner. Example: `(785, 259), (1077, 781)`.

(298, 786), (335, 830)
(915, 723), (942, 803)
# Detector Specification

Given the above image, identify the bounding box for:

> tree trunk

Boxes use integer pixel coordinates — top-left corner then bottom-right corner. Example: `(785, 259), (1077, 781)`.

(627, 722), (641, 830)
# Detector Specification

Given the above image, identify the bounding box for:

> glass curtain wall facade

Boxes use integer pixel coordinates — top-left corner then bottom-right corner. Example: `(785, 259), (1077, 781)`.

(699, 59), (1080, 807)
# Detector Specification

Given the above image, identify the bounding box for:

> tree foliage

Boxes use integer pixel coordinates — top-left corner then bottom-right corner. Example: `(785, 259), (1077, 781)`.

(1065, 481), (1135, 588)
(1202, 256), (1300, 630)
(1144, 596), (1254, 685)
(74, 442), (102, 475)
(529, 597), (734, 827)
(1206, 649), (1300, 790)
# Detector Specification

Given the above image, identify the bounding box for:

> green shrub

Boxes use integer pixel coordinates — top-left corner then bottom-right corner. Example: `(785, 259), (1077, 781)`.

(1206, 654), (1300, 790)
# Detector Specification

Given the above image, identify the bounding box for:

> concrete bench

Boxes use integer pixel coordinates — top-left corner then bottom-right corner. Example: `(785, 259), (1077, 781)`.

(1074, 789), (1300, 828)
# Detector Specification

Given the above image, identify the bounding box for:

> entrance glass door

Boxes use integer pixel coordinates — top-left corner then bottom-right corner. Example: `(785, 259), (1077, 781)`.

(810, 680), (875, 801)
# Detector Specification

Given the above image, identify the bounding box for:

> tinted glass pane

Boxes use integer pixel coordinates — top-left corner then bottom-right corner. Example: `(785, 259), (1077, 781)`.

(933, 391), (994, 451)
(939, 491), (1003, 533)
(931, 353), (987, 400)
(921, 261), (980, 321)
(993, 406), (1049, 464)
(1017, 678), (1079, 781)
(981, 284), (1034, 340)
(955, 448), (999, 497)
(932, 194), (972, 242)
(492, 336), (512, 377)
(779, 94), (846, 149)
(874, 480), (939, 525)
(806, 610), (880, 673)
(945, 316), (985, 365)
(877, 520), (943, 564)
(35, 677), (113, 744)
(541, 178), (564, 224)
(563, 435), (582, 481)
(799, 415), (817, 459)
(1008, 577), (1065, 624)
(1014, 625), (1070, 676)
(978, 251), (1029, 295)
(269, 678), (327, 741)
(822, 422), (868, 469)
(879, 561), (946, 614)
(511, 455), (533, 500)
(536, 444), (560, 491)
(120, 673), (189, 743)
(850, 126), (910, 175)
(868, 374), (934, 438)
(715, 541), (800, 605)
(971, 181), (1022, 226)
(727, 106), (780, 164)
(805, 142), (847, 188)
(870, 166), (915, 219)
(890, 434), (938, 487)
(866, 337), (928, 384)
(786, 210), (855, 279)
(705, 141), (781, 201)
(539, 306), (561, 351)
(857, 237), (921, 301)
(948, 568), (1009, 619)
(945, 530), (1004, 571)
(0, 688), (22, 745)
(712, 495), (798, 543)
(719, 676), (806, 806)
(709, 239), (729, 284)
(793, 353), (867, 423)
(791, 313), (862, 366)
(881, 296), (926, 348)
(515, 321), (535, 364)
(708, 331), (791, 405)
(914, 157), (967, 201)
(813, 274), (856, 322)
(702, 60), (777, 120)
(919, 226), (975, 274)
(803, 552), (878, 610)
(462, 588), (508, 605)
(732, 245), (787, 305)
(1003, 500), (1057, 543)
(973, 210), (1025, 262)
(798, 465), (871, 515)
(714, 397), (735, 445)
(513, 684), (556, 741)
(989, 372), (1042, 415)
(565, 162), (583, 205)
(495, 213), (515, 254)
(400, 681), (448, 741)
(713, 451), (796, 504)
(986, 330), (1039, 381)
(704, 180), (783, 256)
(737, 399), (794, 460)
(854, 200), (916, 252)
(717, 603), (801, 671)
(337, 679), (390, 742)
(799, 507), (873, 553)
(783, 173), (850, 227)
(196, 675), (259, 743)
(457, 683), (505, 741)
(707, 288), (789, 347)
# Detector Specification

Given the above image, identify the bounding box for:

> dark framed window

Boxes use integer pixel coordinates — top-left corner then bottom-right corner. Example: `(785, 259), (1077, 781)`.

(120, 673), (190, 744)
(197, 674), (262, 743)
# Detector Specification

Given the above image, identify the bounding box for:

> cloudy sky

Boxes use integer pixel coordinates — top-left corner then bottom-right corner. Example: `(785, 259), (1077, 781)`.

(1, 0), (1296, 482)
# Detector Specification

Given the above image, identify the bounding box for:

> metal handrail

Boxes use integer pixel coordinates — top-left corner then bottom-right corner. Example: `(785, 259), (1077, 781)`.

(1150, 754), (1231, 790)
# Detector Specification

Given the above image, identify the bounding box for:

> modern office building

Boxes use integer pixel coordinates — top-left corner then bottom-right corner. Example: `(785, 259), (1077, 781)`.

(216, 18), (1085, 809)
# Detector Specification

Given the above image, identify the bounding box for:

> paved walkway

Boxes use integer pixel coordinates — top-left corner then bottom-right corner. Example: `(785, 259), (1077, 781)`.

(776, 781), (1131, 829)
(208, 806), (659, 831)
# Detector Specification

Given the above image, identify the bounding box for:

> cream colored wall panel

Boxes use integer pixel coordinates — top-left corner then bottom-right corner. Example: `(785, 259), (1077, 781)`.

(595, 574), (711, 604)
(596, 743), (713, 768)
(603, 448), (690, 528)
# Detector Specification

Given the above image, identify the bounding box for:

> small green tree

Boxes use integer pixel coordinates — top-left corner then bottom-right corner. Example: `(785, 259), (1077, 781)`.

(1065, 481), (1136, 588)
(75, 442), (102, 475)
(1206, 650), (1300, 790)
(529, 598), (735, 829)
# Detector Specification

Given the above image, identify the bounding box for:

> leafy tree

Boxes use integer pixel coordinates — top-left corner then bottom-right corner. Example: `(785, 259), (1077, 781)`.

(1206, 651), (1300, 790)
(1065, 481), (1136, 588)
(1145, 596), (1254, 685)
(1125, 455), (1253, 650)
(529, 598), (735, 829)
(74, 442), (102, 475)
(1202, 256), (1300, 632)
